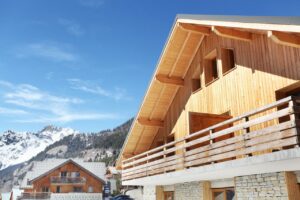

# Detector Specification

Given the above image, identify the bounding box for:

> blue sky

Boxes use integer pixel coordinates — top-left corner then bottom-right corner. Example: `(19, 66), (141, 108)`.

(0, 0), (299, 133)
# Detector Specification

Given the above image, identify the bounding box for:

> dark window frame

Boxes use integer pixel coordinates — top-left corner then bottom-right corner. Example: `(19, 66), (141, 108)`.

(221, 47), (236, 75)
(204, 49), (219, 86)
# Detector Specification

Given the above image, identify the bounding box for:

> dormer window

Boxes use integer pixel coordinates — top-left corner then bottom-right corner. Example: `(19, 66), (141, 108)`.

(204, 49), (219, 85)
(221, 48), (236, 74)
(192, 66), (201, 93)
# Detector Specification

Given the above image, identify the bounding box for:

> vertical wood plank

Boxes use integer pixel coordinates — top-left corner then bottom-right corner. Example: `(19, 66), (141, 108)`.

(203, 181), (212, 200)
(285, 172), (300, 200)
(156, 186), (164, 200)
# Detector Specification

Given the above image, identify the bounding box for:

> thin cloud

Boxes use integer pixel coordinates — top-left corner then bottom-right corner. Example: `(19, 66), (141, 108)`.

(16, 42), (77, 62)
(67, 78), (131, 101)
(14, 113), (118, 123)
(58, 19), (84, 36)
(0, 107), (28, 115)
(46, 72), (54, 80)
(0, 80), (117, 124)
(78, 0), (104, 8)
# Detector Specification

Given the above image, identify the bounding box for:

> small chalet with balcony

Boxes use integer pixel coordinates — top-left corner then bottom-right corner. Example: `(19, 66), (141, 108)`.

(19, 159), (106, 200)
(117, 15), (300, 200)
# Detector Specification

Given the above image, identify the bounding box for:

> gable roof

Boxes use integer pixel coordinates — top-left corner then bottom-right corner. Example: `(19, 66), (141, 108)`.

(116, 15), (300, 168)
(21, 159), (106, 189)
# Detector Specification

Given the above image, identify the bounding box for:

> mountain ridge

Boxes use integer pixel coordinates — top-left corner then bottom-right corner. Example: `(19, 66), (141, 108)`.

(0, 118), (133, 193)
(0, 126), (78, 170)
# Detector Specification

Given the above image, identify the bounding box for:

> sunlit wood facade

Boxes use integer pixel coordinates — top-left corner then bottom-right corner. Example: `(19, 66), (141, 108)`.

(117, 15), (300, 200)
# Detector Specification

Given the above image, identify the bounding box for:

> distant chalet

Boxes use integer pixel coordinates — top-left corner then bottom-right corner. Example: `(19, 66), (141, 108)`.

(19, 159), (106, 200)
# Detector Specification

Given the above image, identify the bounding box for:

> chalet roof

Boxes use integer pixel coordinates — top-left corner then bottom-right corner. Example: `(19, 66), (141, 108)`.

(20, 159), (106, 189)
(116, 15), (300, 168)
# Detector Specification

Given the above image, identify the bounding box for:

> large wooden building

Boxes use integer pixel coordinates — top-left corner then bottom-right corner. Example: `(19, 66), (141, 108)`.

(19, 159), (105, 200)
(117, 15), (300, 200)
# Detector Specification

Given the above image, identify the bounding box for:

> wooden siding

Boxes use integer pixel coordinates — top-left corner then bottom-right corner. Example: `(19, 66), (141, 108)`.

(29, 162), (103, 193)
(153, 32), (300, 146)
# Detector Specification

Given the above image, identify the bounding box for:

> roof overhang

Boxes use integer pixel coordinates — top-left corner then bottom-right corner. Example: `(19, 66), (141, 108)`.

(116, 15), (300, 168)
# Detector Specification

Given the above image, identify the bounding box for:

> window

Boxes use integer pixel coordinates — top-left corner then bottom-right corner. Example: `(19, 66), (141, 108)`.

(88, 186), (94, 193)
(212, 188), (235, 200)
(60, 171), (67, 177)
(73, 187), (83, 192)
(56, 186), (61, 193)
(192, 67), (201, 93)
(204, 49), (219, 85)
(164, 191), (174, 200)
(71, 172), (80, 177)
(42, 187), (49, 192)
(221, 48), (236, 74)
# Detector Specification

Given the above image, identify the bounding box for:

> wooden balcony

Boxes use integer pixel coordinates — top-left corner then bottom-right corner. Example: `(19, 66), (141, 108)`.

(122, 96), (300, 182)
(17, 192), (51, 200)
(50, 176), (86, 185)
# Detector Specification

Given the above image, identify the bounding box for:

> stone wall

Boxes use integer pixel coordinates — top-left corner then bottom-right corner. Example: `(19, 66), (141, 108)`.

(174, 182), (203, 200)
(126, 187), (143, 200)
(143, 185), (156, 200)
(235, 172), (288, 200)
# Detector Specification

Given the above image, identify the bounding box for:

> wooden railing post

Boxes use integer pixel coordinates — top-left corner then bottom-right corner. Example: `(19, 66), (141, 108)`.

(163, 147), (167, 173)
(242, 116), (250, 157)
(290, 97), (300, 147)
(183, 139), (187, 169)
(209, 129), (214, 164)
(146, 153), (149, 176)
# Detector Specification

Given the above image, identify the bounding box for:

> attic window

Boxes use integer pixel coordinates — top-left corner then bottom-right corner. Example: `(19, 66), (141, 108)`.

(221, 48), (236, 74)
(204, 49), (219, 85)
(192, 66), (201, 93)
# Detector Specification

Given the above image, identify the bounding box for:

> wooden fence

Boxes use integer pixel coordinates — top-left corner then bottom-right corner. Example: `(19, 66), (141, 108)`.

(122, 96), (300, 181)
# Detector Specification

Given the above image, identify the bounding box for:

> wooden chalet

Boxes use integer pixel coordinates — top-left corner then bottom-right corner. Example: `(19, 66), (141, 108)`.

(117, 15), (300, 200)
(18, 159), (105, 200)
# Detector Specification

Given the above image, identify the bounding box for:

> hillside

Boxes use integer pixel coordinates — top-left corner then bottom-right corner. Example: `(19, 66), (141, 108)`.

(0, 118), (133, 192)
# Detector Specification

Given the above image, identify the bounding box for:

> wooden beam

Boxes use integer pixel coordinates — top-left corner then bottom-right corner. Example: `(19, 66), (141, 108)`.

(212, 26), (252, 42)
(155, 74), (184, 86)
(122, 153), (134, 158)
(203, 181), (212, 200)
(156, 186), (164, 200)
(268, 30), (300, 48)
(179, 23), (211, 35)
(137, 118), (164, 127)
(285, 172), (300, 200)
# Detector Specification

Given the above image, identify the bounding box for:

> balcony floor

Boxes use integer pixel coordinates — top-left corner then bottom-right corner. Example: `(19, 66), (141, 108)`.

(123, 148), (300, 186)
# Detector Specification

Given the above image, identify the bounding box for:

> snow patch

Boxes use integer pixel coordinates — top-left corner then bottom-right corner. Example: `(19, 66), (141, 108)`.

(0, 126), (78, 170)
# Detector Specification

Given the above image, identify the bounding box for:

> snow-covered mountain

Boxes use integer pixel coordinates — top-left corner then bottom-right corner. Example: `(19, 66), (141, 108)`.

(0, 126), (78, 170)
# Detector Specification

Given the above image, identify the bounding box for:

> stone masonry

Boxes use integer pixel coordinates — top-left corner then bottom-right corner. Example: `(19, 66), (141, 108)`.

(235, 172), (288, 200)
(143, 185), (156, 200)
(174, 182), (203, 200)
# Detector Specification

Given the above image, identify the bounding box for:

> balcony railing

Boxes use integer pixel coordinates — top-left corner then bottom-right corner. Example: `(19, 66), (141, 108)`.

(122, 96), (300, 181)
(17, 192), (50, 200)
(50, 176), (86, 184)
